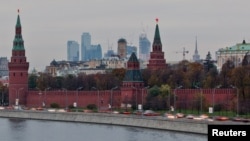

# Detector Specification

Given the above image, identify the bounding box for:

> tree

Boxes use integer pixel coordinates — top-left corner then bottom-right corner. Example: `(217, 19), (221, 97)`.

(219, 60), (235, 88)
(186, 62), (204, 88)
(159, 84), (171, 110)
(63, 74), (77, 90)
(111, 68), (126, 81)
(28, 74), (38, 89)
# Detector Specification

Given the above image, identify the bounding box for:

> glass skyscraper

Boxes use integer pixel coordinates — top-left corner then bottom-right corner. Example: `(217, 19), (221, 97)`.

(67, 40), (79, 61)
(139, 33), (151, 62)
(81, 32), (91, 61)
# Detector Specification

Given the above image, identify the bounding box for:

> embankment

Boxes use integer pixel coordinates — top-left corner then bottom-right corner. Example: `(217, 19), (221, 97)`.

(0, 110), (237, 135)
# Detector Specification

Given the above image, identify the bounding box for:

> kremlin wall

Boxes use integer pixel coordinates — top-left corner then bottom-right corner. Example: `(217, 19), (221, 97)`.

(8, 12), (236, 111)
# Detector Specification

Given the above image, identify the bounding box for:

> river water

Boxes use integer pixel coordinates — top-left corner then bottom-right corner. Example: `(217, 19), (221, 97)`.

(0, 118), (206, 141)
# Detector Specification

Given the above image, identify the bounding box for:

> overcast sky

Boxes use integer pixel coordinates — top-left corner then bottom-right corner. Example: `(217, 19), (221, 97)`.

(1, 0), (250, 72)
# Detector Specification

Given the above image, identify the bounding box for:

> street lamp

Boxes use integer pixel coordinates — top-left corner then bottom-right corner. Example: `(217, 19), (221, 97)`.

(195, 85), (202, 114)
(91, 87), (99, 112)
(110, 86), (118, 113)
(17, 88), (24, 109)
(38, 91), (42, 107)
(230, 85), (239, 117)
(62, 88), (68, 111)
(132, 86), (138, 110)
(1, 92), (4, 106)
(11, 88), (18, 105)
(44, 87), (51, 108)
(212, 85), (221, 118)
(174, 85), (182, 116)
(18, 88), (24, 103)
(76, 87), (83, 112)
(142, 86), (149, 111)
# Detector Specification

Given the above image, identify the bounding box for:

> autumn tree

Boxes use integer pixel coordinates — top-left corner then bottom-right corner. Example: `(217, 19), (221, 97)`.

(219, 60), (235, 88)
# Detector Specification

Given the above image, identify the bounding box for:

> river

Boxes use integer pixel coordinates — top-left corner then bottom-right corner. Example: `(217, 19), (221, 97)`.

(0, 117), (206, 141)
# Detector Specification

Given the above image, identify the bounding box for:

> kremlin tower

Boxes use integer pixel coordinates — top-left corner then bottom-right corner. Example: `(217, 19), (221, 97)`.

(8, 10), (29, 106)
(121, 52), (144, 109)
(147, 19), (167, 70)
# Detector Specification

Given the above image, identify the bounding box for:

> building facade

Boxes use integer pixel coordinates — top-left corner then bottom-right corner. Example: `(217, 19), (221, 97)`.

(89, 44), (102, 60)
(126, 45), (137, 58)
(216, 40), (250, 71)
(8, 12), (29, 106)
(67, 40), (79, 61)
(147, 19), (167, 70)
(81, 32), (91, 61)
(0, 57), (9, 77)
(117, 38), (127, 59)
(139, 33), (151, 62)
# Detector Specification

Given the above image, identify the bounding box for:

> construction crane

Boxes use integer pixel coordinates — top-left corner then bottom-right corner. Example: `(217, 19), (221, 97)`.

(176, 47), (189, 60)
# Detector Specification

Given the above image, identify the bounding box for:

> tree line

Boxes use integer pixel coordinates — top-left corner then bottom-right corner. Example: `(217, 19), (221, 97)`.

(28, 58), (250, 100)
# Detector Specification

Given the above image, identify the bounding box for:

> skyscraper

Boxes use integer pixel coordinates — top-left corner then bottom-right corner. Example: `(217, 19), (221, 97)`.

(81, 32), (91, 61)
(139, 33), (151, 62)
(127, 45), (137, 58)
(0, 57), (9, 77)
(90, 44), (102, 60)
(67, 40), (79, 61)
(117, 38), (127, 59)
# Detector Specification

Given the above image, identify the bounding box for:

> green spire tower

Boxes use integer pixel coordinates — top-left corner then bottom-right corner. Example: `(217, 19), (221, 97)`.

(147, 18), (167, 70)
(8, 10), (29, 106)
(13, 13), (25, 50)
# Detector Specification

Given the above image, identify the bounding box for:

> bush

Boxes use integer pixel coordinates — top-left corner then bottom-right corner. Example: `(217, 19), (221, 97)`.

(50, 103), (60, 108)
(87, 104), (97, 110)
(68, 104), (75, 109)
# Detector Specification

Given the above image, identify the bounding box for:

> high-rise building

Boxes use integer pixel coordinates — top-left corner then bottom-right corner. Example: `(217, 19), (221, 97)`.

(89, 44), (102, 60)
(8, 11), (29, 105)
(147, 19), (167, 70)
(192, 37), (200, 62)
(104, 49), (115, 58)
(67, 40), (79, 61)
(139, 33), (151, 62)
(81, 32), (91, 61)
(0, 57), (9, 77)
(117, 38), (127, 59)
(127, 45), (137, 58)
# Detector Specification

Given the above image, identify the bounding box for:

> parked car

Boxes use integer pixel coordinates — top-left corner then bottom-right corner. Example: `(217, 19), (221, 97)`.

(133, 110), (143, 115)
(143, 110), (161, 116)
(176, 113), (185, 118)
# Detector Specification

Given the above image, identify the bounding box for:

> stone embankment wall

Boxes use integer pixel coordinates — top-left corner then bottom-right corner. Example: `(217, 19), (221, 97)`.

(2, 110), (248, 135)
(0, 110), (210, 134)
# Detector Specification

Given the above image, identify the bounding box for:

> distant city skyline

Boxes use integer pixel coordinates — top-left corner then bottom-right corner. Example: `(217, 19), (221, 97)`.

(1, 0), (250, 71)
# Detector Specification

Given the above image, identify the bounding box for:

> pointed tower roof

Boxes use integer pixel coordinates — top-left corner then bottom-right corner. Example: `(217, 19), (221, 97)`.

(153, 18), (162, 44)
(13, 10), (25, 51)
(195, 36), (198, 53)
(123, 53), (143, 82)
(147, 18), (167, 70)
(16, 15), (21, 27)
(128, 52), (139, 63)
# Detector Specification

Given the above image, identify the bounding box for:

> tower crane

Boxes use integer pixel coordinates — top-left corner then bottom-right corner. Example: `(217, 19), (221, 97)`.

(176, 47), (189, 60)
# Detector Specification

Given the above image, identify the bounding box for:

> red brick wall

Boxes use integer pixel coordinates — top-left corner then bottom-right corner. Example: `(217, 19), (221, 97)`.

(26, 88), (236, 110)
(174, 89), (236, 110)
(26, 90), (121, 109)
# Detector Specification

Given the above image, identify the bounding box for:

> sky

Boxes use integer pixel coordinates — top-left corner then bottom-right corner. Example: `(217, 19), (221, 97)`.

(1, 0), (250, 72)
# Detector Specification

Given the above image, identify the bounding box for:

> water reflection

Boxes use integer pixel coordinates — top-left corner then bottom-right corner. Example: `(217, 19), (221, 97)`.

(0, 118), (206, 141)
